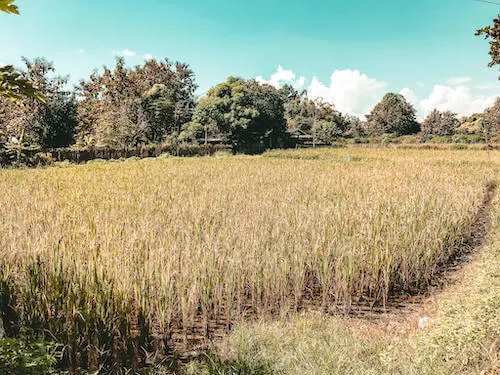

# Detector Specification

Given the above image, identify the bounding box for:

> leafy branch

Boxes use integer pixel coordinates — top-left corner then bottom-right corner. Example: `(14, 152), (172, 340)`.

(476, 14), (500, 72)
(0, 0), (19, 15)
(0, 65), (45, 103)
(0, 1), (45, 102)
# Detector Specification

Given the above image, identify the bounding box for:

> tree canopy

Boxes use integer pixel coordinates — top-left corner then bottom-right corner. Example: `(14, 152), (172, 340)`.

(366, 93), (420, 136)
(421, 109), (458, 139)
(0, 58), (75, 148)
(193, 77), (287, 151)
(76, 57), (197, 147)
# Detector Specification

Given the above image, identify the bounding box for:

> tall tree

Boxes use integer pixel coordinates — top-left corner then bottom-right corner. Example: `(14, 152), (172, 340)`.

(76, 58), (197, 147)
(0, 58), (76, 148)
(194, 77), (287, 151)
(366, 93), (420, 136)
(311, 101), (350, 144)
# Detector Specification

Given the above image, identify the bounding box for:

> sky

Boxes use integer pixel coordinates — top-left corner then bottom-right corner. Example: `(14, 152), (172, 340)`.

(1, 0), (499, 118)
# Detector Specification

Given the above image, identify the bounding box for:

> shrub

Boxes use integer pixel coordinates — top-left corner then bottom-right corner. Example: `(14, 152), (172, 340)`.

(0, 337), (60, 375)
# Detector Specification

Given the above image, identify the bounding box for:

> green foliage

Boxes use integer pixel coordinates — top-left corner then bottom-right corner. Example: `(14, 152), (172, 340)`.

(456, 113), (485, 135)
(0, 0), (18, 15)
(94, 112), (138, 148)
(77, 58), (197, 147)
(366, 93), (420, 136)
(0, 337), (60, 375)
(476, 14), (500, 75)
(0, 65), (44, 103)
(311, 102), (351, 144)
(140, 84), (176, 142)
(183, 352), (274, 375)
(0, 58), (74, 150)
(32, 94), (77, 148)
(483, 97), (500, 141)
(0, 2), (46, 103)
(421, 109), (458, 140)
(280, 87), (316, 134)
(195, 77), (286, 151)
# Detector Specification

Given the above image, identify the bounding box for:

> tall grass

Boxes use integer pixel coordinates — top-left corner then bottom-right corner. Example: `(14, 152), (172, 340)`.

(0, 148), (497, 370)
(193, 189), (500, 375)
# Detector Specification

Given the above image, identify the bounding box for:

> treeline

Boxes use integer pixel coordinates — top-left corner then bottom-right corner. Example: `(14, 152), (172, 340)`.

(1, 57), (499, 165)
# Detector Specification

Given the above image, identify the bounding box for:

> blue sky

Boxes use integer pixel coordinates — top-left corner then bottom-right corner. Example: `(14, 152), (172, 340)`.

(1, 0), (499, 117)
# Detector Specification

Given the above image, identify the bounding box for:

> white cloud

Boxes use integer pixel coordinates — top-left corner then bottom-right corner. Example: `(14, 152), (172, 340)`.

(422, 85), (496, 116)
(294, 76), (306, 90)
(400, 88), (420, 109)
(114, 49), (136, 57)
(257, 66), (497, 120)
(476, 83), (496, 90)
(144, 53), (154, 60)
(307, 69), (387, 118)
(445, 76), (472, 86)
(257, 67), (386, 118)
(76, 48), (86, 54)
(256, 65), (306, 90)
(400, 85), (497, 119)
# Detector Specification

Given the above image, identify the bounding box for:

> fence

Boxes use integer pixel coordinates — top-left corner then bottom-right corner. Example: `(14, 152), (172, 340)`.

(0, 143), (233, 167)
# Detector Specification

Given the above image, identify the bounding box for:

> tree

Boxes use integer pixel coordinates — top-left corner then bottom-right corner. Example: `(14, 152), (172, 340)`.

(0, 58), (75, 148)
(76, 58), (197, 147)
(32, 94), (77, 148)
(283, 96), (318, 134)
(476, 14), (500, 77)
(366, 93), (420, 136)
(483, 97), (500, 141)
(139, 84), (175, 143)
(421, 109), (458, 140)
(311, 101), (350, 144)
(182, 97), (221, 144)
(344, 115), (366, 138)
(194, 77), (287, 151)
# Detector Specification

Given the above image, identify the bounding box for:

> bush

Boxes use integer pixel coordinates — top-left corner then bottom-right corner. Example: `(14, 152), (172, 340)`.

(452, 133), (484, 144)
(0, 337), (60, 375)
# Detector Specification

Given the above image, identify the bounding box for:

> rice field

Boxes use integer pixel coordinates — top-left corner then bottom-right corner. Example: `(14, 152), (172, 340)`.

(0, 148), (498, 371)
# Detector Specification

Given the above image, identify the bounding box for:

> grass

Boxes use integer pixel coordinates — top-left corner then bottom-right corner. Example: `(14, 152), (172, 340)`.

(192, 190), (500, 375)
(0, 148), (498, 371)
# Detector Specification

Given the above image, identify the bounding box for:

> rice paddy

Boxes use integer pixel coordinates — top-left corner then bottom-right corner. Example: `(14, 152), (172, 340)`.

(0, 148), (498, 371)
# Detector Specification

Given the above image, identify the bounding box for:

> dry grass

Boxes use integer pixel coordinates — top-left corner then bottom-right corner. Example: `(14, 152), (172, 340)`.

(196, 188), (500, 375)
(0, 148), (498, 370)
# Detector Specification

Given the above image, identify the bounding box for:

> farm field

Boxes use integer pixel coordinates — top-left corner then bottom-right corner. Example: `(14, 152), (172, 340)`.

(0, 148), (498, 372)
(188, 186), (500, 375)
